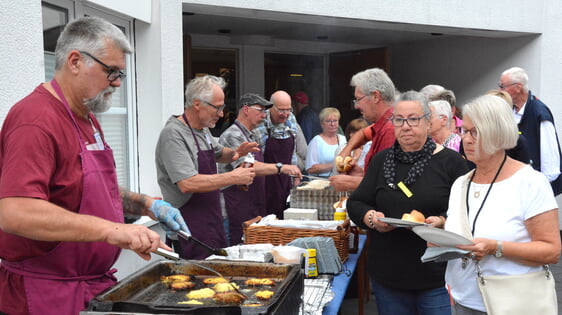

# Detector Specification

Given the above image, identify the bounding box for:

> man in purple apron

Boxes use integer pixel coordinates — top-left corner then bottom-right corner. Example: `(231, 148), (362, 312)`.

(156, 75), (259, 259)
(254, 91), (307, 219)
(0, 17), (187, 315)
(219, 93), (302, 244)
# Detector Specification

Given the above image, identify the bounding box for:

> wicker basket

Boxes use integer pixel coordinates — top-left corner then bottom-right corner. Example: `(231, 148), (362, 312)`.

(290, 188), (349, 220)
(242, 216), (350, 262)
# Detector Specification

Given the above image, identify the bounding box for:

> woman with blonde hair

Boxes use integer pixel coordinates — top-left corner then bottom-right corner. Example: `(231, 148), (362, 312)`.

(305, 107), (346, 177)
(445, 94), (560, 314)
(486, 89), (530, 164)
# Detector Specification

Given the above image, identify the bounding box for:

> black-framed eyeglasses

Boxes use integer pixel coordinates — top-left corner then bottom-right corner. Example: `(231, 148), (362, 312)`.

(390, 114), (429, 127)
(202, 100), (226, 114)
(498, 82), (518, 89)
(273, 105), (293, 114)
(460, 127), (478, 140)
(324, 119), (339, 125)
(353, 95), (369, 106)
(80, 51), (126, 82)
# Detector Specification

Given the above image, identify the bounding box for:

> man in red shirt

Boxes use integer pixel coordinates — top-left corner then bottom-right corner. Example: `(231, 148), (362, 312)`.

(0, 17), (188, 315)
(330, 68), (397, 192)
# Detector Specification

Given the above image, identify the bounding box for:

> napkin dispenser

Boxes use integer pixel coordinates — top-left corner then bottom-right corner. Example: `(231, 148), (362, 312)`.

(283, 208), (318, 220)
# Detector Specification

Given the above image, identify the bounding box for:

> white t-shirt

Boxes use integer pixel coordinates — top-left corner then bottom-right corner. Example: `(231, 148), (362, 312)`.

(445, 165), (558, 311)
(305, 134), (346, 177)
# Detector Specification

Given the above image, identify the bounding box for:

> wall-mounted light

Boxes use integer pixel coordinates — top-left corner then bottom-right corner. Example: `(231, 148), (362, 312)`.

(290, 74), (303, 77)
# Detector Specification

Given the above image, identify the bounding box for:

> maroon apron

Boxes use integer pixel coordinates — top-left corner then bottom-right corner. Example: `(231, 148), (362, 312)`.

(222, 121), (266, 244)
(263, 129), (295, 219)
(176, 114), (226, 259)
(1, 80), (123, 315)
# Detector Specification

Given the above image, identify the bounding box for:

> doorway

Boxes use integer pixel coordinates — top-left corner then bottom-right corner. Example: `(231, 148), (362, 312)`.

(188, 48), (238, 136)
(264, 52), (325, 116)
(329, 47), (389, 130)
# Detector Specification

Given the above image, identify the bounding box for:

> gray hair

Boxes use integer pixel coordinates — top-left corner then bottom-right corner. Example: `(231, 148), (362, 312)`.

(55, 16), (132, 70)
(395, 90), (431, 119)
(431, 89), (457, 109)
(419, 84), (445, 98)
(462, 94), (518, 155)
(350, 68), (395, 103)
(429, 100), (453, 124)
(184, 75), (226, 109)
(319, 107), (341, 122)
(502, 67), (529, 92)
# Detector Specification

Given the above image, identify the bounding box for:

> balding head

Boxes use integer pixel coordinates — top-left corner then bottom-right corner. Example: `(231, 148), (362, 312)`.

(269, 90), (293, 124)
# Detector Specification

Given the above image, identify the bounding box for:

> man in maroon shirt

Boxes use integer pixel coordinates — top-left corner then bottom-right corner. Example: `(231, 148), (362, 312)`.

(330, 68), (397, 192)
(0, 16), (188, 315)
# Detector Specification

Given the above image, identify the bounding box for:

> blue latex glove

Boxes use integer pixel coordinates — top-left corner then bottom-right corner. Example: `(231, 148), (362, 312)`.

(149, 200), (190, 240)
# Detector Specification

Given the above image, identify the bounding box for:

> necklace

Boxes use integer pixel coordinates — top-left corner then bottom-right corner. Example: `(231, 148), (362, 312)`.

(473, 184), (483, 198)
(466, 153), (507, 235)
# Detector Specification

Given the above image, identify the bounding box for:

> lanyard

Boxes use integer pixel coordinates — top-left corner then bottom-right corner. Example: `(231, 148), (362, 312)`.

(466, 153), (507, 235)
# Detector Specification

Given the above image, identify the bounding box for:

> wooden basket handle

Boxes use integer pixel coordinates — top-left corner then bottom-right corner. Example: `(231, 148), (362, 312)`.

(242, 216), (262, 229)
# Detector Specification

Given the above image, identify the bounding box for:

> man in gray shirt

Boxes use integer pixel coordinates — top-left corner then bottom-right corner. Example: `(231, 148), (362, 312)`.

(155, 75), (258, 259)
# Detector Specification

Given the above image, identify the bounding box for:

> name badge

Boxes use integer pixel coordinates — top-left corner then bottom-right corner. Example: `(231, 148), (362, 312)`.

(94, 131), (104, 150)
(397, 181), (413, 198)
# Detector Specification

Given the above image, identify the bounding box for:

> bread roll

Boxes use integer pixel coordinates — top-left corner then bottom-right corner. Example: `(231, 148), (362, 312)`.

(401, 210), (425, 223)
(335, 156), (345, 172)
(335, 156), (353, 173)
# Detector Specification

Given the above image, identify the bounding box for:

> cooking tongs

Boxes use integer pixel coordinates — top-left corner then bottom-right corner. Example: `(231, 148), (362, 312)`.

(153, 231), (227, 262)
(177, 230), (228, 256)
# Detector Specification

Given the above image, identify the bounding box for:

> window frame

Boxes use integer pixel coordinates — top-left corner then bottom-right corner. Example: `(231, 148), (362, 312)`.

(41, 0), (139, 191)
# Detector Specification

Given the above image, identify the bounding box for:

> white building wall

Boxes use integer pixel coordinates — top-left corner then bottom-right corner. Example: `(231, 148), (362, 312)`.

(136, 0), (184, 197)
(389, 35), (541, 106)
(0, 0), (45, 127)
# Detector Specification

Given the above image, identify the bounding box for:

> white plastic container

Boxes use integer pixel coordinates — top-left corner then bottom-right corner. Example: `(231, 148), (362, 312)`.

(271, 245), (305, 264)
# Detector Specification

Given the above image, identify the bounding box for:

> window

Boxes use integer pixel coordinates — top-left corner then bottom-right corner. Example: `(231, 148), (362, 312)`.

(41, 1), (137, 190)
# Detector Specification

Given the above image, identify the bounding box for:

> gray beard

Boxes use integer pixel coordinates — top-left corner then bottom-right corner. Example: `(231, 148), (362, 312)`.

(84, 86), (115, 113)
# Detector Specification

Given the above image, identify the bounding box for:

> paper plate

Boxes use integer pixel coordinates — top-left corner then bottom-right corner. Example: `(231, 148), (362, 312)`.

(378, 217), (426, 228)
(412, 226), (473, 247)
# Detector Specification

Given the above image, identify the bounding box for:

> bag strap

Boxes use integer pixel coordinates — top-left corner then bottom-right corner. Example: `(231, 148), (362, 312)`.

(459, 172), (475, 240)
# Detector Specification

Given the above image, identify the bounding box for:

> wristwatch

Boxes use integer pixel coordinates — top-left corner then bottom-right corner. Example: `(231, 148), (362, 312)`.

(494, 240), (503, 258)
(276, 163), (283, 175)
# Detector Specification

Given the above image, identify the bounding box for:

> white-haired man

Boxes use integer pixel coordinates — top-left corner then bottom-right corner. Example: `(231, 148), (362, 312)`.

(499, 67), (562, 195)
(155, 75), (258, 259)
